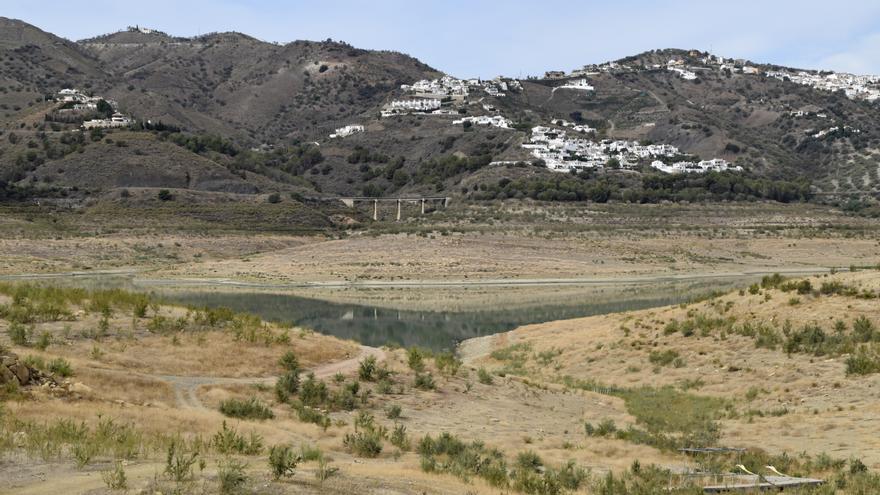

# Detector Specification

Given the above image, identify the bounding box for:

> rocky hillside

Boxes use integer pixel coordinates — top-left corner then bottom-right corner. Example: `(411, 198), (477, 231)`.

(1, 20), (879, 203)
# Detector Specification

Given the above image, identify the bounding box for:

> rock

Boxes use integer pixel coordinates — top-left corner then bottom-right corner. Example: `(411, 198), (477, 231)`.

(69, 382), (93, 395)
(10, 363), (29, 385)
(1, 355), (19, 367)
(0, 365), (15, 385)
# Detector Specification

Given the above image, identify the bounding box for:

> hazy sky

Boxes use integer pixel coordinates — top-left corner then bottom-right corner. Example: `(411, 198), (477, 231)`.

(6, 0), (880, 78)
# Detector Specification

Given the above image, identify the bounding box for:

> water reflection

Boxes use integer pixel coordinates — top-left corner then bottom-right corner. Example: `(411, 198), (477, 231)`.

(160, 278), (755, 351)
(3, 274), (761, 351)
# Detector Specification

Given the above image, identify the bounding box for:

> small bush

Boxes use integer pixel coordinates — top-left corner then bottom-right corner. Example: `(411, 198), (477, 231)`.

(268, 444), (299, 480)
(8, 322), (29, 346)
(157, 189), (173, 201)
(212, 421), (263, 455)
(165, 439), (198, 482)
(390, 423), (410, 450)
(386, 404), (402, 419)
(343, 429), (383, 458)
(435, 351), (461, 376)
(275, 371), (300, 403)
(219, 397), (274, 420)
(48, 357), (73, 377)
(414, 373), (435, 390)
(407, 348), (425, 372)
(101, 460), (128, 490)
(358, 355), (377, 381)
(478, 367), (494, 385)
(278, 351), (300, 372)
(846, 347), (880, 375)
(292, 401), (331, 430)
(648, 349), (681, 367)
(218, 458), (248, 494)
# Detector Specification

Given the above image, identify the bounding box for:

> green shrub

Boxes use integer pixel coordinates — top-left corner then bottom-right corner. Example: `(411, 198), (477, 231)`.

(414, 373), (435, 390)
(358, 355), (377, 381)
(8, 322), (29, 346)
(386, 404), (402, 419)
(299, 443), (323, 462)
(218, 458), (248, 494)
(846, 346), (880, 375)
(219, 397), (274, 420)
(278, 351), (300, 372)
(268, 444), (299, 480)
(435, 351), (461, 376)
(585, 418), (617, 437)
(47, 357), (73, 377)
(407, 348), (425, 372)
(274, 370), (299, 403)
(165, 438), (198, 482)
(477, 367), (494, 385)
(101, 460), (128, 490)
(292, 401), (331, 430)
(34, 331), (51, 350)
(212, 421), (263, 455)
(315, 457), (339, 482)
(299, 373), (328, 407)
(390, 423), (410, 450)
(343, 429), (383, 458)
(648, 349), (681, 367)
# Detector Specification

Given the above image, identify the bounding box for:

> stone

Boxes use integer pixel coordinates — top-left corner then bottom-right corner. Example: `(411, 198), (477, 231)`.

(10, 363), (29, 385)
(69, 382), (93, 395)
(0, 365), (15, 384)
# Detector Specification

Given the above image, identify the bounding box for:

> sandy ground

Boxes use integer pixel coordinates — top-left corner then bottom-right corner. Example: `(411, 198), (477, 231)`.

(147, 233), (878, 285)
(460, 271), (880, 468)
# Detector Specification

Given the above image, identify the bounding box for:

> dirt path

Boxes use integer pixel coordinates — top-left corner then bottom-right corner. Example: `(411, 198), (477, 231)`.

(5, 461), (164, 495)
(153, 345), (385, 411)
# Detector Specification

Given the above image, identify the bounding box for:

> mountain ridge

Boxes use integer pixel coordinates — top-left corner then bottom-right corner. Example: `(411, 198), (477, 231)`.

(1, 18), (878, 209)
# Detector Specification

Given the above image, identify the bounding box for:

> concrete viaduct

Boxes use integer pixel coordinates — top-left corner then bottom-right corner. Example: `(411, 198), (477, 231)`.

(338, 196), (450, 221)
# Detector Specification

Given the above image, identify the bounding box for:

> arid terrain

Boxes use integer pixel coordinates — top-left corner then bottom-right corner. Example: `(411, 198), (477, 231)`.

(2, 260), (880, 493)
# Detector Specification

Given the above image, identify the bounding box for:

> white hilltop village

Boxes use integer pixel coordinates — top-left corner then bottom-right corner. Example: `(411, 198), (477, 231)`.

(346, 51), (880, 175)
(54, 88), (134, 129)
(523, 125), (740, 174)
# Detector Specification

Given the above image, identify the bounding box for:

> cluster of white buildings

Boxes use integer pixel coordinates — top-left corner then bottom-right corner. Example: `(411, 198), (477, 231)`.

(550, 119), (595, 134)
(401, 76), (521, 99)
(452, 115), (512, 129)
(329, 124), (364, 138)
(558, 79), (595, 91)
(766, 70), (880, 101)
(523, 125), (738, 174)
(82, 113), (133, 129)
(810, 125), (860, 139)
(650, 159), (740, 174)
(381, 98), (443, 117)
(55, 88), (117, 112)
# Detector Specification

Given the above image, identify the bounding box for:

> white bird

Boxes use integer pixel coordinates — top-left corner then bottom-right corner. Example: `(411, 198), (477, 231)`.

(765, 465), (789, 477)
(736, 464), (757, 476)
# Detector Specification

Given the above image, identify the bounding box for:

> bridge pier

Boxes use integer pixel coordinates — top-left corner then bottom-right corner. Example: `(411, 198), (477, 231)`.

(336, 196), (450, 222)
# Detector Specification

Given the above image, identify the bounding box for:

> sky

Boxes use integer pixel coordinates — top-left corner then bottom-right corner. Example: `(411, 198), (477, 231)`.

(5, 0), (880, 78)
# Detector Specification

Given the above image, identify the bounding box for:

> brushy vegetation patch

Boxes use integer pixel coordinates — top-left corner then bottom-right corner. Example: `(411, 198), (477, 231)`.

(564, 375), (726, 451)
(418, 431), (587, 494)
(218, 397), (274, 421)
(489, 342), (533, 375)
(343, 411), (385, 458)
(663, 278), (880, 374)
(0, 415), (159, 464)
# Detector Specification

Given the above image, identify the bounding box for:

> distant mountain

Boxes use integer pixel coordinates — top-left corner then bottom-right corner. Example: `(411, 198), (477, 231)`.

(1, 20), (879, 204)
